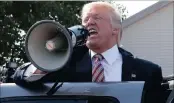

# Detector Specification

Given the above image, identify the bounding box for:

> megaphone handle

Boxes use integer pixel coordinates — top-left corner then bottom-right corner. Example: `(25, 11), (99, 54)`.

(46, 81), (64, 95)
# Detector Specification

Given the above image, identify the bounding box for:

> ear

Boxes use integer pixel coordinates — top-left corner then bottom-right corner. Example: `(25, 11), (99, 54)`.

(112, 28), (120, 35)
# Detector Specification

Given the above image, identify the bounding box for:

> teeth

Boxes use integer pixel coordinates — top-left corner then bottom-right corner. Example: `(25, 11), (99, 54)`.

(90, 29), (96, 32)
(89, 28), (97, 34)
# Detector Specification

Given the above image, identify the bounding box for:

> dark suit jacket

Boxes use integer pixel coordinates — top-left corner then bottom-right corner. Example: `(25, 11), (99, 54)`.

(13, 46), (165, 103)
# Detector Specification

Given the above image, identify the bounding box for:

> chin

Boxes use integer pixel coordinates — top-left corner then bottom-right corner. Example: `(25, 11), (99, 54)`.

(86, 40), (99, 49)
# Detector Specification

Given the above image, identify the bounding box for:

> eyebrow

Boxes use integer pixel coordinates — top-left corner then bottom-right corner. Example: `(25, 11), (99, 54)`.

(82, 13), (103, 21)
(85, 13), (100, 17)
(93, 14), (100, 16)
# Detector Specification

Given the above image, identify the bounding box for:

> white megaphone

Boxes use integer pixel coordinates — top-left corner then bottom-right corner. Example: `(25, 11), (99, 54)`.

(25, 20), (89, 72)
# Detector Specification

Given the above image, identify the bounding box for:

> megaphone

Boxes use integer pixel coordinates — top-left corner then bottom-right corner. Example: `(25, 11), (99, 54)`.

(25, 20), (89, 72)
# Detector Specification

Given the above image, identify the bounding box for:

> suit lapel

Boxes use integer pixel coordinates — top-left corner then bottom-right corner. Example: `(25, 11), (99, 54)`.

(121, 55), (134, 81)
(75, 51), (92, 82)
(118, 48), (136, 81)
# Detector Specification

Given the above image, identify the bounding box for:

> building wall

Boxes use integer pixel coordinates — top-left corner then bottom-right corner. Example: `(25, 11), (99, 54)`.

(121, 2), (173, 76)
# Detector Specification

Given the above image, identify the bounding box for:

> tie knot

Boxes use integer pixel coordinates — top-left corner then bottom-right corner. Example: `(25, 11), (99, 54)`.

(93, 54), (103, 61)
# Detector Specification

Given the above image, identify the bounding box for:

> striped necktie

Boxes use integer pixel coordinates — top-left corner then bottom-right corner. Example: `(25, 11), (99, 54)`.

(92, 54), (105, 82)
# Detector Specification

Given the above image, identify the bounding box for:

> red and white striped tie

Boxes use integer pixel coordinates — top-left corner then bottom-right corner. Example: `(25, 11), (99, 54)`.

(92, 54), (105, 82)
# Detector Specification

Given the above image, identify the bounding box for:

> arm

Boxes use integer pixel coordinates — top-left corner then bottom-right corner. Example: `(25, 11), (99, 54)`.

(143, 65), (165, 103)
(12, 62), (74, 86)
(13, 63), (46, 86)
(134, 58), (165, 103)
(12, 46), (88, 85)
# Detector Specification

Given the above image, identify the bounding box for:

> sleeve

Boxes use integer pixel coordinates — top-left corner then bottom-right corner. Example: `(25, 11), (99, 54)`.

(152, 66), (165, 103)
(12, 62), (43, 86)
(143, 65), (165, 103)
(13, 62), (31, 83)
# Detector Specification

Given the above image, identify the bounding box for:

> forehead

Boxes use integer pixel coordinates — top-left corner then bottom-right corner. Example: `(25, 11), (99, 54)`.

(82, 5), (109, 18)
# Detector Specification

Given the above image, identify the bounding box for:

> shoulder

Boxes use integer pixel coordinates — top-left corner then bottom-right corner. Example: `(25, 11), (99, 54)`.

(119, 47), (162, 73)
(133, 57), (163, 79)
(132, 57), (163, 87)
(134, 57), (161, 70)
(119, 47), (161, 69)
(71, 45), (89, 61)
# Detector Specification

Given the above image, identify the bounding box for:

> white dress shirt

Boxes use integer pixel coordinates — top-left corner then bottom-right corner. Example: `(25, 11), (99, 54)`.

(90, 44), (123, 82)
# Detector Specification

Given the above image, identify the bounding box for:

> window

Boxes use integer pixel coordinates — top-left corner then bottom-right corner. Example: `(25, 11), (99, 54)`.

(2, 99), (86, 103)
(1, 96), (120, 103)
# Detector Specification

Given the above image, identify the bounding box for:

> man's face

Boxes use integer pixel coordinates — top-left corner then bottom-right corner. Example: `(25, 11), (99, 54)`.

(82, 6), (116, 52)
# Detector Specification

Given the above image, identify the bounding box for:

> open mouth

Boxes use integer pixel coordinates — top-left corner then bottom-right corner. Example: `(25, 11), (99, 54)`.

(88, 28), (98, 36)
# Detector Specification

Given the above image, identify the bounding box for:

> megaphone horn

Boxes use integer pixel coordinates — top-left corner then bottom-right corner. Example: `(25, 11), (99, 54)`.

(25, 20), (89, 72)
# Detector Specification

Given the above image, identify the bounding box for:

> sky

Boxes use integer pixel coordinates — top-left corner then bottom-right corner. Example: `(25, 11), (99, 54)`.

(115, 1), (159, 17)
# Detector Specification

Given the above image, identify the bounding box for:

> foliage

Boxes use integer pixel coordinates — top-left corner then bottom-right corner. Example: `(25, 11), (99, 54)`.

(0, 1), (88, 66)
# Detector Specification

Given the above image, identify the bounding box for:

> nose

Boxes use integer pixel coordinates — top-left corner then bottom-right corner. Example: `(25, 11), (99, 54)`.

(83, 17), (96, 28)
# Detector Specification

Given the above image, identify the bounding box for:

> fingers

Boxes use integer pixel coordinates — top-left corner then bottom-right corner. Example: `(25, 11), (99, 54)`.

(33, 69), (47, 74)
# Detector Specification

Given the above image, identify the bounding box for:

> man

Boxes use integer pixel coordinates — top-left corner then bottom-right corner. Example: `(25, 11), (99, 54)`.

(13, 1), (165, 103)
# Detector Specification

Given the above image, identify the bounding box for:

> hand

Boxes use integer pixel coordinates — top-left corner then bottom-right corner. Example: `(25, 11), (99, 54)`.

(24, 69), (48, 82)
(24, 64), (47, 76)
(33, 69), (47, 74)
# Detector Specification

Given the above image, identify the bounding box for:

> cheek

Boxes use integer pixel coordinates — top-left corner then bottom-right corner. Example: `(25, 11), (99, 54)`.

(100, 26), (112, 36)
(97, 22), (113, 38)
(100, 30), (113, 43)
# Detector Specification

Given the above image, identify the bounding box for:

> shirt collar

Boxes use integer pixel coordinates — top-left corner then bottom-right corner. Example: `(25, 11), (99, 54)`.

(90, 44), (121, 65)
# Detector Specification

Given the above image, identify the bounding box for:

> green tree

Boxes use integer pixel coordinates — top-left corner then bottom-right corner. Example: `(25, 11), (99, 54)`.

(0, 1), (89, 66)
(0, 1), (128, 66)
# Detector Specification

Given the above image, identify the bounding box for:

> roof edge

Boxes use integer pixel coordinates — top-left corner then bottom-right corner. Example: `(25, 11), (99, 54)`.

(122, 1), (173, 29)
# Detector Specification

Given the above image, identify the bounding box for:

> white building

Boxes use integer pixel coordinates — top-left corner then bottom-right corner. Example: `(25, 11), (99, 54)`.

(121, 1), (173, 76)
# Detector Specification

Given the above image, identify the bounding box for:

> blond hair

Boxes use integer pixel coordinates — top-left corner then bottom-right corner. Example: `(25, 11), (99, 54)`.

(81, 1), (122, 46)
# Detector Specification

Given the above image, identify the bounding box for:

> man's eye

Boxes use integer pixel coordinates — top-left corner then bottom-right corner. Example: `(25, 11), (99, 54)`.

(94, 16), (102, 20)
(84, 18), (89, 23)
